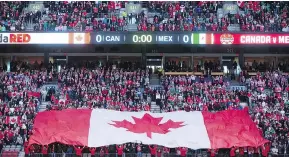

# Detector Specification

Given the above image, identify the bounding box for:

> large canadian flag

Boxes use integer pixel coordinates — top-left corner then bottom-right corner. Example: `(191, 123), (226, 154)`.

(29, 109), (269, 149)
(6, 116), (20, 125)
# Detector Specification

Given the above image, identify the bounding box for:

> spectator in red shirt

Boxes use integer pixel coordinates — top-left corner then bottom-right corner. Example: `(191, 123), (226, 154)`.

(142, 24), (147, 31)
(90, 147), (96, 157)
(116, 144), (124, 157)
(222, 24), (228, 31)
(42, 145), (48, 157)
(239, 147), (245, 156)
(24, 143), (34, 157)
(183, 23), (189, 31)
(112, 16), (116, 24)
(73, 145), (84, 157)
(230, 146), (236, 157)
(261, 143), (270, 157)
(211, 23), (218, 31)
(178, 147), (187, 157)
(24, 144), (30, 157)
(149, 145), (157, 157)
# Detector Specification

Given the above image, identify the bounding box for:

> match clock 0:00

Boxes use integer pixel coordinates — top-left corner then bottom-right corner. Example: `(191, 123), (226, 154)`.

(132, 35), (153, 43)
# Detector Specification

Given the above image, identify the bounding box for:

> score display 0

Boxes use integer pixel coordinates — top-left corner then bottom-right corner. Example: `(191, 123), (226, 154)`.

(91, 33), (212, 44)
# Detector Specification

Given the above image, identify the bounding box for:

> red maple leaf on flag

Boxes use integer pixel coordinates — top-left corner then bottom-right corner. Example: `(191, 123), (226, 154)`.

(109, 113), (185, 138)
(11, 118), (16, 123)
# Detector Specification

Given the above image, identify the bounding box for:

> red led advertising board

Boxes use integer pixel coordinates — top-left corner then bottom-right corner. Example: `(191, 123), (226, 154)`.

(214, 33), (289, 45)
(0, 32), (288, 45)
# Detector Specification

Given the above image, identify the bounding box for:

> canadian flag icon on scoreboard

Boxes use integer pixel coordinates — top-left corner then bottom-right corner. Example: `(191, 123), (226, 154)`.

(68, 33), (90, 44)
(6, 116), (20, 125)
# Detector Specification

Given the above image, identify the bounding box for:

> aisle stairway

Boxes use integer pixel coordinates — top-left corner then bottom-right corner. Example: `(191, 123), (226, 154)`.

(126, 7), (148, 31)
(24, 1), (45, 31)
(149, 74), (162, 113)
(150, 74), (160, 85)
(38, 83), (59, 112)
(127, 23), (138, 31)
(21, 3), (31, 31)
(38, 101), (48, 112)
(230, 80), (241, 86)
(18, 152), (25, 157)
(150, 101), (160, 113)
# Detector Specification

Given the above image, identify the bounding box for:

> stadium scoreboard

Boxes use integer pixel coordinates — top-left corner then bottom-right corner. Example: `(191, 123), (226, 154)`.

(0, 32), (288, 45)
(91, 32), (214, 45)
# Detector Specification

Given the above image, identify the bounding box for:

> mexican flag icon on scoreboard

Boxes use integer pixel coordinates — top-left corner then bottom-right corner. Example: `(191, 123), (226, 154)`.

(191, 33), (214, 44)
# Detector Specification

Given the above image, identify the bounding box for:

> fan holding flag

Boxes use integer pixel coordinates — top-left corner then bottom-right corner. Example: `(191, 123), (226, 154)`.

(59, 99), (66, 106)
(6, 116), (21, 125)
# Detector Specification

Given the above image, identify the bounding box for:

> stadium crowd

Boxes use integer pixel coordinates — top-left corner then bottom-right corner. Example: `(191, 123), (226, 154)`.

(164, 60), (223, 72)
(0, 66), (53, 155)
(0, 0), (289, 156)
(36, 1), (129, 31)
(0, 59), (285, 157)
(142, 1), (289, 32)
(0, 2), (29, 31)
(1, 1), (289, 32)
(47, 67), (151, 111)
